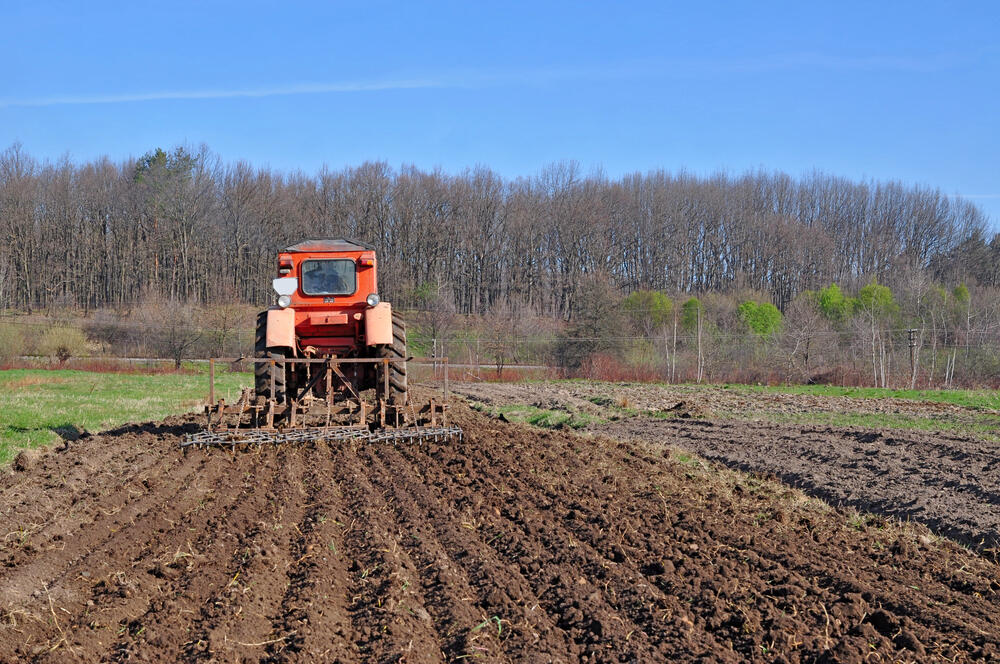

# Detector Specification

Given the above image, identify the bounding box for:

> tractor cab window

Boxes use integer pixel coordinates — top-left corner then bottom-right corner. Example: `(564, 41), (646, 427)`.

(301, 259), (357, 296)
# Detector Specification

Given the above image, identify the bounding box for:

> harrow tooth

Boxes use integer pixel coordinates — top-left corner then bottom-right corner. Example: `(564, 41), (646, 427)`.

(181, 425), (463, 448)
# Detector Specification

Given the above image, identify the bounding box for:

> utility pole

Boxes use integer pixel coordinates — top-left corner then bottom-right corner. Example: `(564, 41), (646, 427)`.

(907, 328), (918, 390)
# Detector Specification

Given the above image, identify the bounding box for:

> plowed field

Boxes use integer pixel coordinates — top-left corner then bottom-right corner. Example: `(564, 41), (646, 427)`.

(2, 400), (999, 663)
(454, 381), (1000, 552)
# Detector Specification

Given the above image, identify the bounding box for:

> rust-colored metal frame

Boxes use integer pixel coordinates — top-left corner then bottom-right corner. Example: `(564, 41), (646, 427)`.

(204, 356), (449, 432)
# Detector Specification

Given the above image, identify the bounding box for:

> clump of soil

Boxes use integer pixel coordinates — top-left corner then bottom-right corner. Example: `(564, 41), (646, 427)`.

(11, 448), (40, 472)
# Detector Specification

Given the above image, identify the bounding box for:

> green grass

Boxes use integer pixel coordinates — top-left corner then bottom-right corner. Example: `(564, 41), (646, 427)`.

(0, 368), (252, 464)
(727, 384), (1000, 411)
(549, 378), (1000, 437)
(746, 409), (1000, 441)
(552, 378), (1000, 411)
(671, 451), (701, 467)
(472, 402), (600, 430)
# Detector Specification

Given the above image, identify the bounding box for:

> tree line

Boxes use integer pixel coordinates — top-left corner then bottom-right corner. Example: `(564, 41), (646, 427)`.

(465, 277), (1000, 388)
(0, 142), (995, 319)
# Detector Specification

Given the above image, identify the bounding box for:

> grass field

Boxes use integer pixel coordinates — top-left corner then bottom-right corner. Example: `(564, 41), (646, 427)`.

(0, 368), (251, 464)
(730, 383), (1000, 410)
(757, 410), (1000, 440)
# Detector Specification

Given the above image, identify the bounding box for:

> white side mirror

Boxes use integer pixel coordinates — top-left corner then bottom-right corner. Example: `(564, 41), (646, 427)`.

(273, 277), (298, 296)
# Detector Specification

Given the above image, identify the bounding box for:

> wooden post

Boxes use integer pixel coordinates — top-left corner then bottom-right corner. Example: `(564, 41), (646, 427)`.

(383, 357), (390, 402)
(270, 359), (276, 403)
(325, 361), (332, 427)
(208, 358), (215, 405)
(443, 357), (449, 401)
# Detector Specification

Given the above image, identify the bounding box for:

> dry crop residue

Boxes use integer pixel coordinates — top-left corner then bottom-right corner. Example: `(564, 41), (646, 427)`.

(1, 403), (998, 663)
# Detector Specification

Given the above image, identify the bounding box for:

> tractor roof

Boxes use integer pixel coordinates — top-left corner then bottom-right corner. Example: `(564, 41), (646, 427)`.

(284, 239), (375, 253)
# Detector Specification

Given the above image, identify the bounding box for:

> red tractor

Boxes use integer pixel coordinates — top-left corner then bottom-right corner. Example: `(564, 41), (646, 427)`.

(188, 239), (458, 446)
(254, 239), (407, 408)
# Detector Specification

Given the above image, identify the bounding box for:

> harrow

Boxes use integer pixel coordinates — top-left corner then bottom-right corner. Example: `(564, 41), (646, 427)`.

(181, 425), (464, 449)
(182, 356), (462, 449)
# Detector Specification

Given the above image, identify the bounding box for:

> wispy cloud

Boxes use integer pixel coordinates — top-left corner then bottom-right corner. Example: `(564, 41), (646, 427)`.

(955, 194), (1000, 199)
(0, 78), (445, 109)
(0, 51), (966, 109)
(723, 51), (964, 74)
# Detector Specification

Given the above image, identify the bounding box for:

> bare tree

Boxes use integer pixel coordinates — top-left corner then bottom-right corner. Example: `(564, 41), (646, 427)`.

(139, 295), (203, 369)
(481, 299), (531, 377)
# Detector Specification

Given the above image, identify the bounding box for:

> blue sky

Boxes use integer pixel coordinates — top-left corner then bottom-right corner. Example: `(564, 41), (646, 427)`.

(2, 1), (998, 224)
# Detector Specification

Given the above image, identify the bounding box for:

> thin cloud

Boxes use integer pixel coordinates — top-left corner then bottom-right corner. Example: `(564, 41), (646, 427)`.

(0, 51), (965, 109)
(0, 78), (445, 109)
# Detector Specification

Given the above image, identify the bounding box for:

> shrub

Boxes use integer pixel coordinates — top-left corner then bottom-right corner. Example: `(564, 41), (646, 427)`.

(625, 339), (661, 368)
(0, 322), (26, 362)
(817, 283), (854, 322)
(37, 326), (91, 364)
(737, 301), (783, 337)
(680, 297), (703, 331)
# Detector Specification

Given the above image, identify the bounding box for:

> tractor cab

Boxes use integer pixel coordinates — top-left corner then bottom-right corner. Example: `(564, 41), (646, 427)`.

(265, 239), (392, 357)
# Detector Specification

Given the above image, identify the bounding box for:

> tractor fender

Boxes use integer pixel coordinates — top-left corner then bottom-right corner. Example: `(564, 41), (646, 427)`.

(266, 308), (296, 349)
(365, 302), (393, 346)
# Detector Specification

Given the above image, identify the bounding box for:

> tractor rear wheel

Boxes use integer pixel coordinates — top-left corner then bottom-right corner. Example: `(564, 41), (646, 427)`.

(254, 311), (287, 403)
(377, 313), (408, 405)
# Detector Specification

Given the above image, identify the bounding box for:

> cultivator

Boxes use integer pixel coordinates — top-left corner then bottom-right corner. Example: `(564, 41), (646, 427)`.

(181, 356), (462, 449)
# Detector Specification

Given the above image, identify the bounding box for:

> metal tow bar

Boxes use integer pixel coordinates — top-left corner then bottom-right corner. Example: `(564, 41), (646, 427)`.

(181, 425), (464, 449)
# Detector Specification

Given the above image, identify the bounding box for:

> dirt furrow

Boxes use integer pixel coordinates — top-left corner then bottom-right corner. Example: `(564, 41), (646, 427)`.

(0, 420), (201, 559)
(0, 445), (210, 637)
(0, 432), (181, 579)
(603, 416), (1000, 550)
(5, 449), (269, 661)
(92, 449), (287, 663)
(178, 445), (307, 662)
(447, 410), (1000, 661)
(386, 436), (679, 660)
(361, 440), (582, 662)
(265, 443), (360, 663)
(327, 438), (446, 662)
(259, 443), (353, 663)
(431, 423), (736, 661)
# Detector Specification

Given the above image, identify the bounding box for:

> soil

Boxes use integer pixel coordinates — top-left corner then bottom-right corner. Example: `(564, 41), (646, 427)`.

(598, 417), (1000, 553)
(454, 381), (1000, 552)
(452, 380), (1000, 423)
(1, 398), (999, 662)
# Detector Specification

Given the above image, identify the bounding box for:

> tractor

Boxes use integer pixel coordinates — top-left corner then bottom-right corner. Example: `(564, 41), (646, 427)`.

(182, 238), (461, 447)
(253, 238), (407, 408)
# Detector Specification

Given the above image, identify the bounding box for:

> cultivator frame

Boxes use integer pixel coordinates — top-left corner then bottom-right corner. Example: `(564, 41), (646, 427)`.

(182, 356), (461, 448)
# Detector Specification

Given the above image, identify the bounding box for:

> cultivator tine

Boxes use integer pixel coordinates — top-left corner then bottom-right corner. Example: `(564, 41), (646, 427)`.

(181, 425), (463, 449)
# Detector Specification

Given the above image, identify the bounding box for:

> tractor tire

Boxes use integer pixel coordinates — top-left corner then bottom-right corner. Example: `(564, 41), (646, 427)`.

(254, 311), (287, 402)
(377, 313), (408, 405)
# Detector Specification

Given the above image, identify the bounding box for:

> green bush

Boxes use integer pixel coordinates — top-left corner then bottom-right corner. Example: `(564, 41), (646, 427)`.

(737, 301), (783, 337)
(857, 281), (897, 318)
(817, 283), (854, 322)
(37, 326), (91, 364)
(623, 290), (673, 333)
(680, 297), (703, 331)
